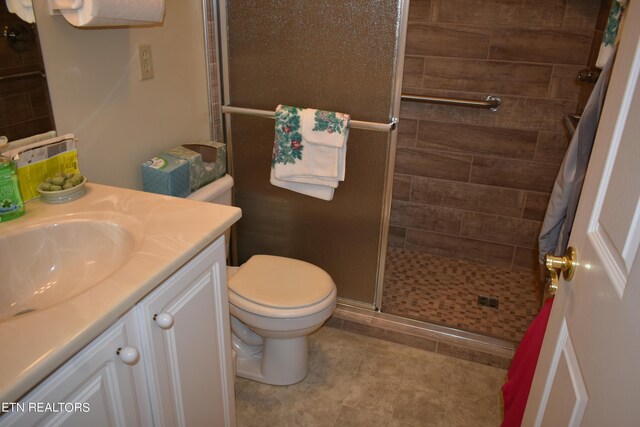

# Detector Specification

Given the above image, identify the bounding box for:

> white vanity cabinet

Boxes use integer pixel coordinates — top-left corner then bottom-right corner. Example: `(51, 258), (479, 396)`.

(0, 236), (236, 427)
(0, 310), (152, 427)
(137, 236), (236, 427)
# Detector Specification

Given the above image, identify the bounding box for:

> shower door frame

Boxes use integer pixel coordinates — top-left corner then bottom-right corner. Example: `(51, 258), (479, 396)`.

(211, 0), (410, 310)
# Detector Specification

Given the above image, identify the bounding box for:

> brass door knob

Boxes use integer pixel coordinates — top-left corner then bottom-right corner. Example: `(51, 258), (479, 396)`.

(544, 247), (577, 294)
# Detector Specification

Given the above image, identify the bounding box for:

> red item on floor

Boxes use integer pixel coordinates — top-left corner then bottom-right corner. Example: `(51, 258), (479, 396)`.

(501, 297), (554, 427)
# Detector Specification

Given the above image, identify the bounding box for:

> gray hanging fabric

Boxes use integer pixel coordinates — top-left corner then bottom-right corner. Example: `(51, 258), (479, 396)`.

(538, 54), (615, 264)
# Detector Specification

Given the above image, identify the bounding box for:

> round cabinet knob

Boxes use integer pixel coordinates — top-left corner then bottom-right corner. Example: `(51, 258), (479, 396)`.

(117, 346), (140, 365)
(153, 312), (174, 330)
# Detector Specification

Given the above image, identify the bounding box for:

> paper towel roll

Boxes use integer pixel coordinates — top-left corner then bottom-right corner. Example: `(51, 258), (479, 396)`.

(5, 0), (35, 24)
(59, 0), (165, 27)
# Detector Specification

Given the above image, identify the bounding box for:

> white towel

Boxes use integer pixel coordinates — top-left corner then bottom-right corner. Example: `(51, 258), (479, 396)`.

(596, 0), (628, 68)
(5, 0), (35, 23)
(270, 105), (350, 201)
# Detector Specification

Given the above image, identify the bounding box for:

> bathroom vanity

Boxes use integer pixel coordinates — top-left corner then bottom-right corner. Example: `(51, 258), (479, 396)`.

(0, 184), (241, 426)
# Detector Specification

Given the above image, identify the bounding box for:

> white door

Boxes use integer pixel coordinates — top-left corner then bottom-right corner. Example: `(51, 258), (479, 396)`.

(522, 2), (640, 426)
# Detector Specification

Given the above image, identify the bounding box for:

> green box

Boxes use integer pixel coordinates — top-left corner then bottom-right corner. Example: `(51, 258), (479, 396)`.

(181, 141), (226, 190)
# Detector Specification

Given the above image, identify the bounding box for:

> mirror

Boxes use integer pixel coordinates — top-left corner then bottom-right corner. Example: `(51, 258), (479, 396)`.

(1, 1), (55, 141)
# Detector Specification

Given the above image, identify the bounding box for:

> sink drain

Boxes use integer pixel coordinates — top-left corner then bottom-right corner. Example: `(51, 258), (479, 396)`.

(477, 295), (499, 309)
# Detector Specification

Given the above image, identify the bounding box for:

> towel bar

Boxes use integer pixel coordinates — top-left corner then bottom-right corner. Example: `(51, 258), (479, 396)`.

(0, 70), (46, 82)
(401, 94), (502, 112)
(221, 105), (397, 132)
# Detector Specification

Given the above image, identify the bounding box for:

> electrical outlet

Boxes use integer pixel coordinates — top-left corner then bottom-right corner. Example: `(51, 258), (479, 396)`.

(138, 44), (154, 80)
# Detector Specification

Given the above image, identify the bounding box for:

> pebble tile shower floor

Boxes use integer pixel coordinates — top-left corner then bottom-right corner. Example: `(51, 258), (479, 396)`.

(382, 248), (540, 342)
(235, 327), (505, 426)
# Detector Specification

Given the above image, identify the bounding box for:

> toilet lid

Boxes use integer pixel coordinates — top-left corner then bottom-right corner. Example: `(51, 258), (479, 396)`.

(228, 255), (335, 309)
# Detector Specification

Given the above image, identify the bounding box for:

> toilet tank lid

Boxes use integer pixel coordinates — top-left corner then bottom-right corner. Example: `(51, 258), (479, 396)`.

(229, 255), (336, 309)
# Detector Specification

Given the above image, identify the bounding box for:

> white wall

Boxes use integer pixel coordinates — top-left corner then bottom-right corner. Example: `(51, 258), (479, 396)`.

(33, 0), (211, 190)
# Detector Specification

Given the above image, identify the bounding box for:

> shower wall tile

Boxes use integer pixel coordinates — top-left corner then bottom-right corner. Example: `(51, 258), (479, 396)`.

(406, 229), (515, 267)
(421, 57), (553, 97)
(391, 200), (463, 234)
(388, 226), (407, 248)
(0, 94), (31, 123)
(397, 118), (418, 147)
(393, 174), (412, 201)
(206, 3), (223, 141)
(596, 0), (614, 30)
(513, 0), (568, 28)
(535, 132), (570, 164)
(0, 6), (54, 141)
(431, 0), (566, 27)
(403, 56), (425, 89)
(588, 30), (605, 67)
(406, 23), (491, 59)
(407, 0), (432, 22)
(550, 65), (586, 100)
(388, 0), (600, 274)
(470, 156), (560, 192)
(416, 120), (538, 160)
(0, 117), (53, 142)
(460, 212), (542, 247)
(395, 147), (472, 181)
(411, 177), (526, 218)
(523, 192), (551, 221)
(30, 91), (51, 118)
(513, 246), (541, 272)
(563, 0), (603, 31)
(489, 29), (592, 65)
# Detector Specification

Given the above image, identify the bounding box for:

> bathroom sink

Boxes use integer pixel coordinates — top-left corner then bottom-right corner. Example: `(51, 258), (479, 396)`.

(0, 218), (139, 322)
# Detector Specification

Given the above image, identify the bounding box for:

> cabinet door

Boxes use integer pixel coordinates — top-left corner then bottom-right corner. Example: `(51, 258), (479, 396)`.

(136, 237), (236, 427)
(0, 311), (152, 427)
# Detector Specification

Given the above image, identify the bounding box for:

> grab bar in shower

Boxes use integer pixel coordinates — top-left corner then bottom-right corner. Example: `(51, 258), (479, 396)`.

(0, 70), (46, 82)
(221, 105), (398, 132)
(401, 94), (502, 112)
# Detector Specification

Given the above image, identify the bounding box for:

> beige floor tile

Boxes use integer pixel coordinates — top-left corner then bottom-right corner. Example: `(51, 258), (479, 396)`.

(444, 359), (505, 426)
(342, 374), (400, 417)
(333, 406), (391, 427)
(235, 327), (506, 427)
(391, 387), (447, 426)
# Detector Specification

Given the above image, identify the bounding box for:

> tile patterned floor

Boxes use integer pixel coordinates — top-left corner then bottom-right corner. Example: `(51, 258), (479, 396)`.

(382, 248), (540, 342)
(235, 327), (506, 427)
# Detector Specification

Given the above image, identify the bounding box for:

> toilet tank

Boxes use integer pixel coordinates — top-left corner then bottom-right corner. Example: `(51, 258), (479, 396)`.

(188, 174), (233, 205)
(188, 174), (234, 256)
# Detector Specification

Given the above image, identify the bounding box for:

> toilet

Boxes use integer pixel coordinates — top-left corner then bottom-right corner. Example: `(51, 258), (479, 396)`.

(188, 175), (337, 385)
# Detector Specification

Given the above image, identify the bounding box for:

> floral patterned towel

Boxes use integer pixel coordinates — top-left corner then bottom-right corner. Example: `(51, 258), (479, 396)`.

(270, 105), (350, 201)
(596, 0), (628, 68)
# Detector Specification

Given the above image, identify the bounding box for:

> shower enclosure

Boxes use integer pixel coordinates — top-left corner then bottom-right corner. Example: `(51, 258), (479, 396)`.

(207, 0), (609, 344)
(382, 0), (609, 342)
(216, 0), (406, 306)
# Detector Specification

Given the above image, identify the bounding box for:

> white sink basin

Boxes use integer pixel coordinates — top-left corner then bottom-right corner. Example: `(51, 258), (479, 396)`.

(0, 218), (139, 322)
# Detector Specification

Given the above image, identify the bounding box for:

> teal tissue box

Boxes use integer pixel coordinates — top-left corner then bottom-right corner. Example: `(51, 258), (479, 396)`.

(141, 154), (190, 198)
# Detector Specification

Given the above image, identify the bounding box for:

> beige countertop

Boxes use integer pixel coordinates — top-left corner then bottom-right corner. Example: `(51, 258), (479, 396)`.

(0, 183), (241, 402)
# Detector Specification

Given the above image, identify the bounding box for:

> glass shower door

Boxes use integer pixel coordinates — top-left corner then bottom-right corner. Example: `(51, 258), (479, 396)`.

(220, 0), (405, 306)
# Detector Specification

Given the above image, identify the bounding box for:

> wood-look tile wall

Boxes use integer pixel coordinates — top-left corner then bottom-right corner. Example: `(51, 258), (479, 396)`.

(206, 2), (223, 142)
(0, 5), (54, 140)
(390, 0), (606, 272)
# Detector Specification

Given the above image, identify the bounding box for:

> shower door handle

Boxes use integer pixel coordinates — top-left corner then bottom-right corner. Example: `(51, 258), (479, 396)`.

(544, 247), (577, 294)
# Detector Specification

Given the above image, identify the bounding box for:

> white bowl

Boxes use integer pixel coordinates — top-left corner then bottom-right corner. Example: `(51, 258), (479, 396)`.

(37, 177), (87, 204)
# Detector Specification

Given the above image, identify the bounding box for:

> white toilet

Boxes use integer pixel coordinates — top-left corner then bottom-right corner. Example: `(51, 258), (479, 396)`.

(188, 175), (337, 385)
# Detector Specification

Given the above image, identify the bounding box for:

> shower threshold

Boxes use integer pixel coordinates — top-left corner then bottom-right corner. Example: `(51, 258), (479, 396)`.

(327, 303), (516, 369)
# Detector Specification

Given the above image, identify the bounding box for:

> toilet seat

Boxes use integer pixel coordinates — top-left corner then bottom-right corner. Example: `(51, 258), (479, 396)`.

(228, 255), (336, 318)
